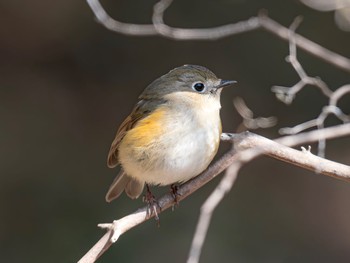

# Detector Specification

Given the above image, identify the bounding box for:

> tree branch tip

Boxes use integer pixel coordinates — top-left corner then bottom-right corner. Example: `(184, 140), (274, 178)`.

(285, 55), (291, 63)
(221, 132), (250, 142)
(97, 223), (112, 229)
(279, 127), (292, 135)
(220, 133), (234, 141)
(271, 85), (288, 92)
(99, 221), (121, 243)
(290, 16), (304, 31)
(153, 0), (174, 15)
(301, 145), (312, 154)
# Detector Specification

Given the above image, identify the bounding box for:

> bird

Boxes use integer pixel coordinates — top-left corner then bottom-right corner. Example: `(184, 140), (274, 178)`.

(105, 65), (236, 202)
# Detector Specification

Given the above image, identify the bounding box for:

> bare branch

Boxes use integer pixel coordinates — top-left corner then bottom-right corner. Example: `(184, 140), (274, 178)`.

(78, 123), (350, 263)
(85, 0), (350, 73)
(152, 0), (260, 39)
(271, 18), (350, 157)
(272, 18), (333, 104)
(187, 160), (240, 263)
(257, 14), (350, 73)
(186, 122), (350, 263)
(330, 84), (350, 106)
(86, 0), (156, 35)
(280, 85), (350, 137)
(233, 97), (277, 132)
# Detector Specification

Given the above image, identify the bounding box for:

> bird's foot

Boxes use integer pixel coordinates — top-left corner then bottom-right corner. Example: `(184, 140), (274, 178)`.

(143, 184), (161, 226)
(170, 184), (181, 210)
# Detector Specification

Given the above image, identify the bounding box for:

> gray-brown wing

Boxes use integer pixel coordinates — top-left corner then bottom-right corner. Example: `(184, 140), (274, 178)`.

(106, 99), (164, 168)
(107, 101), (144, 168)
(105, 99), (166, 202)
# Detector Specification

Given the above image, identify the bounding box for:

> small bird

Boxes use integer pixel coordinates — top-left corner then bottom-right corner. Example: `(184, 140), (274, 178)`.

(106, 65), (236, 202)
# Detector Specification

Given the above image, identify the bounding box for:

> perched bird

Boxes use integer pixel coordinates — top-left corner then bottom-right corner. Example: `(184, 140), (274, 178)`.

(106, 65), (236, 202)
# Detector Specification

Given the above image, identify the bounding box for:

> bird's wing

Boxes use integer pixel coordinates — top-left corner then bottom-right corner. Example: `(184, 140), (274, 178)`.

(107, 99), (164, 168)
(107, 101), (145, 168)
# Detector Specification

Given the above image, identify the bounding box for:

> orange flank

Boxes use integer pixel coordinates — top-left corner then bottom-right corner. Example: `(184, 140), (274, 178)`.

(123, 107), (167, 148)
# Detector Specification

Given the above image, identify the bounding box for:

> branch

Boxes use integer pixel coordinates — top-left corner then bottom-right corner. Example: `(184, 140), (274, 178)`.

(187, 19), (350, 261)
(271, 18), (350, 157)
(187, 157), (240, 263)
(86, 0), (156, 35)
(78, 123), (350, 263)
(233, 96), (277, 132)
(257, 14), (350, 73)
(86, 0), (350, 73)
(187, 122), (350, 263)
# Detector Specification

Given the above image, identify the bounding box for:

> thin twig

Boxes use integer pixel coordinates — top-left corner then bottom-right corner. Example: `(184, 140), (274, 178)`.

(187, 161), (240, 263)
(152, 0), (260, 39)
(271, 18), (350, 157)
(86, 0), (156, 35)
(233, 97), (277, 132)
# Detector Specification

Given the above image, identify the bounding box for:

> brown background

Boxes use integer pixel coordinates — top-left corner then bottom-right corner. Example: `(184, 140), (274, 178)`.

(1, 0), (350, 262)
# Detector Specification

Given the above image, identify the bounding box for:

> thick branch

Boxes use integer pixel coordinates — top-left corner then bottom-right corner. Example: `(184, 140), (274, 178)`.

(228, 131), (350, 181)
(78, 123), (350, 263)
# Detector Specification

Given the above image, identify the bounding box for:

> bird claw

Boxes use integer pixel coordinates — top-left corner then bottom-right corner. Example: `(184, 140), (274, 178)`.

(143, 184), (161, 226)
(170, 184), (181, 210)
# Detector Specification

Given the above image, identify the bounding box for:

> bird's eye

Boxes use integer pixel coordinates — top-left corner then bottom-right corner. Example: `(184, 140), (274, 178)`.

(192, 82), (206, 92)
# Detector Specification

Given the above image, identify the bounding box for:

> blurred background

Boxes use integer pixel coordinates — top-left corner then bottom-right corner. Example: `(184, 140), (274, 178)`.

(1, 0), (350, 262)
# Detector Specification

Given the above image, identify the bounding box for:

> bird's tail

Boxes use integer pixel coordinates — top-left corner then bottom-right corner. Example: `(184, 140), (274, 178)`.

(105, 169), (144, 202)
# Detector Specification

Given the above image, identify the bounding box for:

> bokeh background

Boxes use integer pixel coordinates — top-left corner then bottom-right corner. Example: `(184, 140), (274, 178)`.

(1, 0), (350, 262)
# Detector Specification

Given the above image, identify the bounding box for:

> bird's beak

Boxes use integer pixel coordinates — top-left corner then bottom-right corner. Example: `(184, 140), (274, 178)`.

(216, 79), (237, 89)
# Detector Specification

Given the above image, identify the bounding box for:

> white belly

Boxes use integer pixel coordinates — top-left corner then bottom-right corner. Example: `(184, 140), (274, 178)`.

(148, 121), (220, 185)
(119, 95), (222, 185)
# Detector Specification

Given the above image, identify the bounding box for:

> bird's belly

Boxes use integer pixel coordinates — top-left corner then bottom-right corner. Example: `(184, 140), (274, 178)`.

(150, 128), (219, 184)
(119, 119), (221, 185)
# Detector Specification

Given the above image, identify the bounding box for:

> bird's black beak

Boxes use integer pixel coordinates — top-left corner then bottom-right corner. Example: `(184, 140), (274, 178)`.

(217, 79), (237, 89)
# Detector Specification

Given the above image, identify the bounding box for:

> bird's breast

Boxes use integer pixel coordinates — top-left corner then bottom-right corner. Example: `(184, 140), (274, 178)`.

(119, 97), (222, 185)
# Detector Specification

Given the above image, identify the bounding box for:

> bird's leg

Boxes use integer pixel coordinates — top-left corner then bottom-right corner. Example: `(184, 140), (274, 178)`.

(143, 184), (161, 226)
(170, 184), (181, 209)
